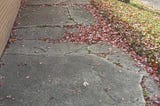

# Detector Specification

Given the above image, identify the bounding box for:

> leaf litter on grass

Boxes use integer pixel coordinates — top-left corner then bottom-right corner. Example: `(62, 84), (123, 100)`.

(89, 0), (160, 81)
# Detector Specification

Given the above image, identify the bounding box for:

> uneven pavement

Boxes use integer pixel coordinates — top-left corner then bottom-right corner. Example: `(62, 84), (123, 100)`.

(0, 0), (146, 106)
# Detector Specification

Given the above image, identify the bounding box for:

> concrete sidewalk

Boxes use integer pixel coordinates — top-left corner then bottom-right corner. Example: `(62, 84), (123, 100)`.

(0, 0), (146, 106)
(140, 0), (160, 10)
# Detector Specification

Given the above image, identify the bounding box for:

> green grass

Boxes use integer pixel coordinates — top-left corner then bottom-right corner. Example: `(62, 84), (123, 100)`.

(98, 0), (160, 69)
(102, 0), (160, 47)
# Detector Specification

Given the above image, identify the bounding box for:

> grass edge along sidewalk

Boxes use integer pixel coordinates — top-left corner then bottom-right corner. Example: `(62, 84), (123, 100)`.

(91, 0), (160, 82)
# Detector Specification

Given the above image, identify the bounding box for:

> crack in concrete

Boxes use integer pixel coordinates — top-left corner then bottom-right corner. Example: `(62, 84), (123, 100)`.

(33, 47), (47, 52)
(140, 75), (148, 105)
(106, 93), (119, 105)
(25, 1), (68, 7)
(13, 24), (81, 29)
(66, 7), (79, 24)
(13, 25), (63, 29)
(64, 46), (87, 55)
(140, 75), (160, 105)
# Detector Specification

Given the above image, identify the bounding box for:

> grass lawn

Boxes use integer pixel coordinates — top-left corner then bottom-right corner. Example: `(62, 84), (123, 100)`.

(92, 0), (160, 75)
(101, 0), (160, 45)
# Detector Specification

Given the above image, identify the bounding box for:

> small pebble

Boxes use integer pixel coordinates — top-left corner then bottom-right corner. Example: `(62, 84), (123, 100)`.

(25, 76), (30, 79)
(83, 81), (89, 87)
(34, 51), (39, 53)
(6, 95), (12, 99)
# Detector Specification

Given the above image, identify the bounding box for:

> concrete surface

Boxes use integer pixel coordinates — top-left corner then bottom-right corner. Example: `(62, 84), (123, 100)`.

(0, 0), (146, 106)
(26, 0), (90, 5)
(140, 0), (160, 10)
(0, 54), (144, 106)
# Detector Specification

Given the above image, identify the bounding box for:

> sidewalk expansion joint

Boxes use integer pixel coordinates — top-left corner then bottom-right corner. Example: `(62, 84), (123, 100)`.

(25, 2), (68, 7)
(13, 24), (82, 29)
(25, 3), (88, 7)
(13, 25), (62, 29)
(25, 2), (88, 7)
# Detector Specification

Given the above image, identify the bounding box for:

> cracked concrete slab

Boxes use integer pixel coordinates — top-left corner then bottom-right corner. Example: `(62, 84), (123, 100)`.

(5, 40), (88, 56)
(14, 26), (65, 39)
(67, 6), (95, 25)
(143, 76), (160, 97)
(5, 40), (146, 74)
(26, 0), (69, 5)
(0, 54), (144, 106)
(69, 0), (90, 4)
(0, 0), (146, 105)
(17, 6), (75, 27)
(87, 43), (147, 73)
(26, 0), (90, 5)
(17, 5), (95, 27)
